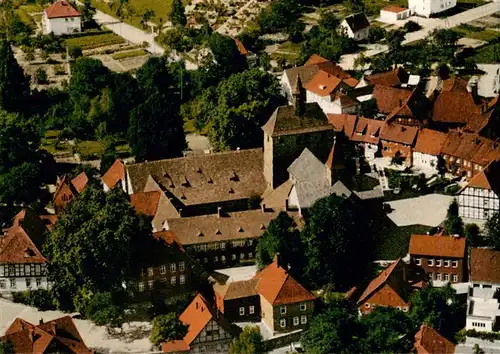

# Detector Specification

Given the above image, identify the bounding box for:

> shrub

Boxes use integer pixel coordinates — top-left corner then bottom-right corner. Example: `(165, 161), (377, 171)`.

(35, 68), (48, 84)
(403, 21), (421, 33)
(12, 289), (56, 311)
(456, 329), (500, 343)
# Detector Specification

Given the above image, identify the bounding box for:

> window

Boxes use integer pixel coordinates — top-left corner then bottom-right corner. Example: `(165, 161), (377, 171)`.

(180, 275), (185, 285)
(280, 319), (286, 328)
(10, 279), (16, 289)
(293, 317), (299, 326)
(300, 303), (307, 311)
(160, 265), (166, 275)
(221, 255), (226, 262)
(452, 261), (458, 268)
(444, 274), (450, 282)
(239, 307), (245, 316)
(452, 274), (458, 282)
(36, 278), (41, 287)
(204, 258), (208, 263)
(280, 306), (287, 314)
(436, 259), (442, 267)
(232, 254), (237, 260)
(365, 303), (371, 308)
(248, 252), (253, 258)
(0, 280), (5, 289)
(301, 315), (307, 324)
(249, 306), (255, 314)
(25, 278), (31, 288)
(436, 273), (442, 281)
(214, 256), (218, 262)
(248, 240), (253, 246)
(415, 258), (421, 266)
(147, 267), (154, 276)
(138, 282), (144, 291)
(170, 263), (176, 272)
(179, 262), (185, 272)
(240, 253), (245, 260)
(444, 260), (450, 268)
(220, 242), (226, 249)
(148, 280), (154, 289)
(171, 276), (176, 286)
(428, 259), (434, 267)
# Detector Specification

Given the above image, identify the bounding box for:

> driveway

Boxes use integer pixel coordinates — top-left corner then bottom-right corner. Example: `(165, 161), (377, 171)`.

(386, 194), (454, 227)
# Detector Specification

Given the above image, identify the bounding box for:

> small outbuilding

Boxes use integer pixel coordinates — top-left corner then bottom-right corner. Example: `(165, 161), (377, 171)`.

(380, 6), (411, 23)
(340, 13), (370, 41)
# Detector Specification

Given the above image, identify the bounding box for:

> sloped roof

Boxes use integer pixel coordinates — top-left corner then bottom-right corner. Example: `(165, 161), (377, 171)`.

(470, 248), (500, 284)
(409, 235), (466, 258)
(261, 180), (294, 210)
(262, 103), (333, 137)
(366, 68), (409, 87)
(380, 123), (419, 145)
(386, 89), (430, 121)
(433, 89), (480, 124)
(382, 5), (408, 13)
(45, 0), (80, 18)
(343, 13), (370, 32)
(441, 130), (500, 166)
(288, 148), (327, 184)
(356, 259), (406, 304)
(152, 230), (185, 252)
(414, 325), (455, 354)
(351, 117), (384, 145)
(0, 227), (46, 264)
(126, 149), (266, 206)
(1, 316), (91, 354)
(371, 85), (413, 114)
(233, 37), (248, 56)
(215, 278), (260, 300)
(413, 129), (447, 155)
(327, 113), (357, 138)
(102, 159), (125, 190)
(304, 71), (342, 97)
(71, 172), (88, 193)
(464, 160), (500, 192)
(254, 257), (315, 306)
(162, 293), (238, 352)
(130, 191), (161, 217)
(304, 54), (329, 66)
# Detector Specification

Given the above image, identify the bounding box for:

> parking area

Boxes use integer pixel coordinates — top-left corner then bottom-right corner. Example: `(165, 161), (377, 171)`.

(386, 194), (454, 227)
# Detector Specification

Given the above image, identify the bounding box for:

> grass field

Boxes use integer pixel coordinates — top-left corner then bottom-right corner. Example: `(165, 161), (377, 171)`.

(92, 0), (172, 28)
(453, 24), (500, 42)
(15, 4), (43, 28)
(473, 42), (500, 63)
(64, 33), (125, 50)
(112, 49), (148, 60)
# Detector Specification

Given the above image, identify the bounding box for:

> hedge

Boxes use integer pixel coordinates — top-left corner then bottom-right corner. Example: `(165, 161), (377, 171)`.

(456, 329), (500, 343)
(111, 49), (148, 60)
(64, 33), (125, 50)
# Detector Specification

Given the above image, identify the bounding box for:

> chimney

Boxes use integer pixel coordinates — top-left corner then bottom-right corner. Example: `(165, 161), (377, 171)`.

(292, 75), (305, 116)
(467, 76), (479, 102)
(39, 318), (44, 325)
(217, 206), (222, 218)
(178, 208), (182, 217)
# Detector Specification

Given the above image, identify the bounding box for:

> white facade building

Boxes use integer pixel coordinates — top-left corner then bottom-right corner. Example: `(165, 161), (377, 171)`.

(380, 6), (411, 23)
(466, 286), (500, 332)
(305, 90), (358, 115)
(0, 264), (49, 294)
(340, 13), (370, 41)
(408, 0), (457, 17)
(43, 1), (81, 36)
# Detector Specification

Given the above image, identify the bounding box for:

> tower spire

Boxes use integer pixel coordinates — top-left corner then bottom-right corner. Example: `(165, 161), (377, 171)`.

(292, 75), (305, 116)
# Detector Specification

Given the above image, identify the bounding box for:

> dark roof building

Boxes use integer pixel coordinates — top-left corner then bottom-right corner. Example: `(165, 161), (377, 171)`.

(470, 248), (500, 285)
(414, 324), (455, 354)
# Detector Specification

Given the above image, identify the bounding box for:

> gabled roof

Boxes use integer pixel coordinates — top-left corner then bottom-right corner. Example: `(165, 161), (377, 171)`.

(343, 13), (370, 33)
(288, 148), (327, 184)
(262, 103), (333, 137)
(233, 37), (248, 56)
(261, 180), (294, 210)
(325, 139), (345, 170)
(162, 293), (238, 353)
(1, 316), (91, 354)
(382, 5), (409, 13)
(440, 130), (500, 166)
(371, 85), (413, 114)
(254, 256), (315, 306)
(351, 117), (384, 145)
(71, 172), (88, 193)
(386, 89), (430, 121)
(304, 71), (342, 97)
(464, 159), (500, 192)
(304, 54), (329, 66)
(470, 248), (500, 284)
(45, 0), (80, 19)
(409, 235), (466, 258)
(152, 230), (185, 252)
(130, 191), (162, 217)
(327, 113), (357, 138)
(380, 123), (419, 145)
(414, 325), (455, 354)
(101, 159), (125, 190)
(126, 149), (266, 206)
(214, 278), (260, 300)
(413, 128), (447, 155)
(0, 226), (46, 264)
(366, 68), (409, 87)
(432, 89), (480, 124)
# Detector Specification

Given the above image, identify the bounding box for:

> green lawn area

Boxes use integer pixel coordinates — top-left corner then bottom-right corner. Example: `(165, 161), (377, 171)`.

(15, 4), (43, 28)
(375, 221), (433, 259)
(112, 49), (148, 60)
(92, 0), (172, 28)
(271, 41), (302, 65)
(361, 0), (408, 15)
(453, 25), (500, 42)
(473, 42), (500, 63)
(64, 33), (125, 50)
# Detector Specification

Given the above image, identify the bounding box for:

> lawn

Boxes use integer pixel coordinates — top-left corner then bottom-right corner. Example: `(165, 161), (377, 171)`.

(473, 42), (500, 63)
(64, 33), (125, 50)
(453, 24), (500, 42)
(92, 0), (173, 28)
(15, 4), (43, 28)
(111, 49), (148, 60)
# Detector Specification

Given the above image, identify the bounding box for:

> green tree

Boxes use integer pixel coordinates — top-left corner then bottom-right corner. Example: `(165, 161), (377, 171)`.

(43, 185), (151, 311)
(150, 313), (188, 346)
(437, 155), (446, 175)
(35, 67), (48, 84)
(256, 212), (302, 270)
(128, 92), (186, 162)
(485, 212), (500, 250)
(69, 46), (83, 59)
(171, 0), (187, 26)
(409, 284), (463, 340)
(0, 338), (14, 354)
(444, 199), (464, 236)
(465, 223), (481, 247)
(83, 291), (127, 327)
(81, 0), (96, 24)
(432, 29), (459, 48)
(229, 326), (265, 354)
(301, 195), (372, 289)
(362, 307), (414, 353)
(0, 162), (42, 206)
(359, 98), (378, 118)
(208, 32), (246, 76)
(258, 0), (303, 35)
(0, 39), (30, 112)
(301, 299), (363, 354)
(136, 56), (173, 96)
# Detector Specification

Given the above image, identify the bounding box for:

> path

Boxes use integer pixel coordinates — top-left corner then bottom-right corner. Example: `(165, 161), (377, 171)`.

(216, 0), (258, 36)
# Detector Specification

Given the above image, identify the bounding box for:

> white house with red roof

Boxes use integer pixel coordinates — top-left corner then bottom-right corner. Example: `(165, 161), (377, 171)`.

(379, 6), (411, 23)
(457, 159), (500, 220)
(43, 0), (81, 36)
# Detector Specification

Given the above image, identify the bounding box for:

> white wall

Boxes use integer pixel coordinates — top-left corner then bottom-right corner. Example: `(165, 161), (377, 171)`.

(44, 14), (81, 36)
(363, 143), (379, 160)
(408, 0), (456, 17)
(287, 185), (301, 214)
(281, 73), (293, 104)
(380, 10), (411, 23)
(412, 152), (438, 171)
(0, 276), (49, 293)
(458, 187), (500, 220)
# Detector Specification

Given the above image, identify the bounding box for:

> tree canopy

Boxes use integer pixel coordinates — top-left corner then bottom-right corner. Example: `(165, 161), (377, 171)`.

(229, 326), (265, 354)
(0, 39), (30, 112)
(485, 212), (500, 250)
(444, 199), (464, 236)
(171, 0), (187, 26)
(150, 313), (188, 346)
(43, 185), (151, 311)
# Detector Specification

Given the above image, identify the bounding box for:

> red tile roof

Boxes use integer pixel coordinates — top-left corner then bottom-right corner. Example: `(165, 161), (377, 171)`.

(1, 316), (91, 354)
(382, 5), (408, 13)
(0, 227), (46, 264)
(371, 85), (413, 114)
(414, 325), (455, 354)
(71, 172), (88, 193)
(45, 0), (80, 19)
(432, 90), (480, 124)
(380, 123), (419, 145)
(130, 191), (162, 216)
(351, 117), (385, 145)
(409, 235), (466, 258)
(152, 230), (185, 252)
(101, 159), (125, 190)
(441, 130), (500, 166)
(470, 248), (500, 284)
(253, 256), (315, 306)
(366, 68), (409, 87)
(464, 159), (500, 191)
(327, 113), (357, 138)
(304, 71), (342, 97)
(413, 129), (447, 155)
(233, 37), (248, 56)
(304, 54), (329, 66)
(356, 259), (403, 304)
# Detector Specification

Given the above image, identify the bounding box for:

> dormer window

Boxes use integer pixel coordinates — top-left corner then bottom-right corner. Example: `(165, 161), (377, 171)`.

(230, 171), (239, 182)
(197, 231), (204, 237)
(319, 85), (327, 90)
(181, 177), (190, 187)
(207, 177), (213, 184)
